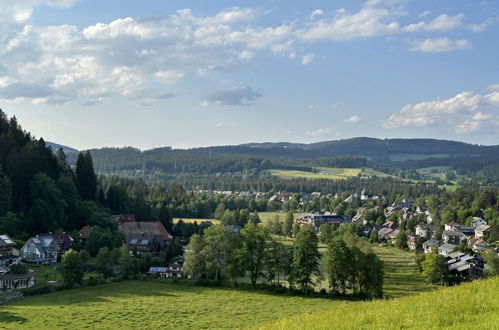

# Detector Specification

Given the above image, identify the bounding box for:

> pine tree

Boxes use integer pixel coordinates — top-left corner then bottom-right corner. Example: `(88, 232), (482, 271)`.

(75, 152), (97, 201)
(290, 224), (320, 292)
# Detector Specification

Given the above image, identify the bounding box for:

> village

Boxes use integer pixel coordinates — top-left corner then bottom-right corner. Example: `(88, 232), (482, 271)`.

(1, 188), (496, 293)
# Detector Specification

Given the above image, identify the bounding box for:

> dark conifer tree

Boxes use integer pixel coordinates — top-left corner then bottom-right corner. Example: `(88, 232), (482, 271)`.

(76, 151), (97, 201)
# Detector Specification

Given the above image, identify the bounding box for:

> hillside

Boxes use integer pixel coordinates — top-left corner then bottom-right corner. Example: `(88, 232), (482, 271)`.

(62, 138), (499, 182)
(259, 276), (499, 329)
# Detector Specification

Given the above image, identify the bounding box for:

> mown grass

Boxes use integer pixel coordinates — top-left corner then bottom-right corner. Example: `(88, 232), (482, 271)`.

(0, 281), (347, 329)
(257, 276), (499, 330)
(258, 212), (300, 224)
(373, 246), (435, 298)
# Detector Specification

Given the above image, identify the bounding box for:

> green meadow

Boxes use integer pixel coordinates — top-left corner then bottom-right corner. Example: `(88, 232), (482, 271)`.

(259, 276), (499, 329)
(269, 167), (392, 181)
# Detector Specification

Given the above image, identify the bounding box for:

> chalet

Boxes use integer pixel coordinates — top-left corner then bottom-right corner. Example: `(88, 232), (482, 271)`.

(39, 233), (73, 254)
(0, 235), (19, 267)
(422, 239), (440, 253)
(471, 217), (487, 228)
(407, 234), (419, 251)
(148, 267), (168, 278)
(165, 256), (184, 278)
(438, 243), (456, 257)
(121, 222), (172, 253)
(475, 225), (491, 239)
(442, 230), (466, 244)
(0, 269), (36, 292)
(126, 234), (162, 255)
(21, 236), (59, 264)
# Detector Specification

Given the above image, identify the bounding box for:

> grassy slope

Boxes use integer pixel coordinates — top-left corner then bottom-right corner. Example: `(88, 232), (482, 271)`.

(0, 281), (347, 329)
(373, 246), (435, 298)
(259, 276), (499, 329)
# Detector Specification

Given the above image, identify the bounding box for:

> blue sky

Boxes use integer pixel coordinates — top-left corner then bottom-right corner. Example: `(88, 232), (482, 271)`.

(1, 0), (498, 150)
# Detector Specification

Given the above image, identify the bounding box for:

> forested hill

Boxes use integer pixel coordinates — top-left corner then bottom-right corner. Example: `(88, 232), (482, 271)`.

(60, 137), (499, 180)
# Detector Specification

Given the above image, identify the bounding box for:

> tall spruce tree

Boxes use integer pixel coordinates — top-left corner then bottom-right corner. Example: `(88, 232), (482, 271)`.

(76, 151), (97, 201)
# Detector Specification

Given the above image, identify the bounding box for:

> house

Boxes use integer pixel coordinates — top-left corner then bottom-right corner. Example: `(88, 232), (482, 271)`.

(0, 235), (19, 267)
(415, 223), (436, 239)
(416, 206), (428, 214)
(148, 267), (168, 278)
(452, 226), (475, 238)
(378, 227), (394, 241)
(422, 239), (440, 253)
(447, 254), (484, 279)
(475, 225), (491, 239)
(471, 217), (487, 228)
(469, 238), (491, 253)
(21, 236), (59, 264)
(442, 230), (466, 244)
(360, 188), (369, 201)
(126, 234), (162, 255)
(121, 222), (172, 253)
(407, 234), (420, 250)
(438, 243), (456, 257)
(445, 222), (460, 231)
(0, 269), (36, 292)
(388, 229), (400, 245)
(79, 226), (93, 246)
(426, 213), (435, 224)
(39, 233), (73, 254)
(296, 212), (352, 229)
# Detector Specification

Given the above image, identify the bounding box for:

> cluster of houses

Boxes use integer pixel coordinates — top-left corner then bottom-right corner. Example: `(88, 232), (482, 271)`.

(296, 212), (352, 229)
(366, 213), (494, 279)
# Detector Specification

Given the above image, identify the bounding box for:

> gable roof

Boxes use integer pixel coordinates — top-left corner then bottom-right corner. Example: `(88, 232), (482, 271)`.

(39, 233), (73, 251)
(438, 243), (456, 253)
(475, 225), (491, 232)
(121, 221), (172, 240)
(25, 236), (59, 253)
(423, 239), (440, 247)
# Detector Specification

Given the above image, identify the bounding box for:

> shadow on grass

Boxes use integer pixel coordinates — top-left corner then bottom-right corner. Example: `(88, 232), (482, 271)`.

(0, 310), (27, 323)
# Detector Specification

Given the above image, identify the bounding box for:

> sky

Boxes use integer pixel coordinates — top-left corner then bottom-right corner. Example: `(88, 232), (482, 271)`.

(1, 0), (498, 150)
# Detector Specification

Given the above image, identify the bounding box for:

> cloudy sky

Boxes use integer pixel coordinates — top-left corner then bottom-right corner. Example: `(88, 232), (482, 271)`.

(1, 0), (498, 150)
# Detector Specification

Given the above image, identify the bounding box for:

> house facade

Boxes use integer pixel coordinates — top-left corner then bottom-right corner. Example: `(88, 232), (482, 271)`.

(21, 236), (59, 264)
(0, 235), (19, 267)
(0, 270), (36, 292)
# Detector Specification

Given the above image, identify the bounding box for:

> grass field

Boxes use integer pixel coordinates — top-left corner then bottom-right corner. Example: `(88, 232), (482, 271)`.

(0, 247), (450, 329)
(373, 246), (435, 298)
(260, 276), (499, 329)
(258, 212), (300, 224)
(173, 218), (220, 225)
(269, 167), (392, 181)
(0, 281), (348, 329)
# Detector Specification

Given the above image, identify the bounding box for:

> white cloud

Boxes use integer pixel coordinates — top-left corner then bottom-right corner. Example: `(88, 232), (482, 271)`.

(307, 127), (333, 137)
(299, 6), (400, 41)
(301, 53), (315, 65)
(310, 9), (324, 19)
(344, 115), (362, 123)
(410, 38), (470, 53)
(418, 11), (431, 18)
(469, 18), (494, 32)
(384, 88), (499, 134)
(403, 14), (464, 32)
(308, 104), (320, 110)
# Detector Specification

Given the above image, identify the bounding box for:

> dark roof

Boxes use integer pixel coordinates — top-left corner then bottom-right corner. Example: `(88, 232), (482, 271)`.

(79, 226), (93, 239)
(121, 222), (172, 241)
(39, 233), (73, 251)
(112, 214), (136, 224)
(423, 239), (440, 247)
